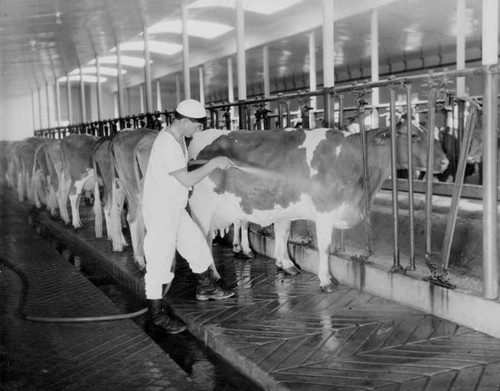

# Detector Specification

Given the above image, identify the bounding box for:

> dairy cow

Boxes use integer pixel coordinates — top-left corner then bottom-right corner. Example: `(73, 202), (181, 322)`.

(189, 126), (449, 292)
(109, 128), (158, 270)
(59, 134), (99, 229)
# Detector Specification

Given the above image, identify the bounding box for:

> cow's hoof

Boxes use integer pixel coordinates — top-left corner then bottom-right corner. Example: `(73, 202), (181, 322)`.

(243, 251), (255, 259)
(283, 266), (300, 276)
(320, 283), (337, 293)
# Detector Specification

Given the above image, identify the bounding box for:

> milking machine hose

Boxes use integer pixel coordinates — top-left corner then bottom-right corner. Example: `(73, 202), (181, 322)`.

(0, 256), (148, 323)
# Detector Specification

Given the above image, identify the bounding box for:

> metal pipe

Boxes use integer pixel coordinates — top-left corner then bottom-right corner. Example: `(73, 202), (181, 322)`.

(389, 87), (400, 270)
(482, 66), (498, 299)
(358, 101), (373, 255)
(441, 105), (477, 270)
(424, 89), (436, 256)
(405, 84), (415, 270)
(323, 91), (333, 128)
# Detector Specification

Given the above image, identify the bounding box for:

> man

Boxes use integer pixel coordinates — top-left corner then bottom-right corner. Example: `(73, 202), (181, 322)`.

(142, 99), (235, 334)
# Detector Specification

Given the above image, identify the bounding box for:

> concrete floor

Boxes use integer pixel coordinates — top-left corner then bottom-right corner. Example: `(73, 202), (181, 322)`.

(2, 186), (500, 390)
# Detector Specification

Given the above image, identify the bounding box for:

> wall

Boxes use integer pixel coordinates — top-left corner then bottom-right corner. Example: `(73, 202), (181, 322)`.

(0, 93), (35, 141)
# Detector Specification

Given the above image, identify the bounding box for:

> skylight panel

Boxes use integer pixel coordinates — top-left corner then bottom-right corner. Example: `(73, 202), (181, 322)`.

(188, 0), (302, 15)
(148, 19), (233, 39)
(69, 66), (126, 77)
(57, 75), (108, 83)
(115, 41), (182, 55)
(90, 56), (148, 68)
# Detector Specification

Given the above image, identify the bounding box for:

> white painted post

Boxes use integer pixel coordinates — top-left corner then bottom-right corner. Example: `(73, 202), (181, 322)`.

(156, 79), (162, 111)
(322, 0), (334, 88)
(456, 0), (466, 96)
(181, 0), (191, 99)
(199, 66), (205, 106)
(143, 24), (153, 112)
(236, 0), (247, 100)
(481, 0), (498, 300)
(371, 9), (380, 128)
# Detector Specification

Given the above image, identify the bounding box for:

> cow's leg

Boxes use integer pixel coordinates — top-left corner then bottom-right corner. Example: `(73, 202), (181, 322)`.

(93, 179), (104, 238)
(273, 220), (299, 275)
(315, 214), (338, 292)
(57, 171), (71, 225)
(126, 202), (146, 271)
(239, 221), (254, 259)
(232, 221), (242, 254)
(110, 179), (128, 251)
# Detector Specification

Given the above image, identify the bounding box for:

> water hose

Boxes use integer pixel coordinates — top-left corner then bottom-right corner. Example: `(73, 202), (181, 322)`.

(0, 256), (148, 323)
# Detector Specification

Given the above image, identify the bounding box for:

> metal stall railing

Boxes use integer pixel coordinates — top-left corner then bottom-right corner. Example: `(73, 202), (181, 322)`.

(33, 64), (498, 300)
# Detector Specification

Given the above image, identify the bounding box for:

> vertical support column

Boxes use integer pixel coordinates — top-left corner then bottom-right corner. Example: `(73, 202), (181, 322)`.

(322, 0), (334, 128)
(263, 45), (270, 98)
(127, 87), (132, 115)
(66, 76), (73, 124)
(227, 57), (235, 123)
(79, 66), (86, 123)
(181, 0), (191, 99)
(140, 84), (145, 113)
(46, 81), (52, 128)
(406, 84), (415, 270)
(31, 90), (37, 130)
(482, 0), (499, 300)
(236, 0), (247, 101)
(95, 56), (102, 121)
(156, 79), (162, 111)
(116, 44), (124, 118)
(176, 73), (181, 104)
(143, 24), (153, 112)
(199, 66), (205, 105)
(308, 32), (317, 111)
(38, 85), (43, 129)
(55, 80), (61, 128)
(322, 0), (334, 88)
(370, 9), (380, 128)
(456, 0), (466, 96)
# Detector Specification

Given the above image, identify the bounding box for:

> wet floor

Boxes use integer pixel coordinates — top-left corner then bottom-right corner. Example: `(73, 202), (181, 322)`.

(86, 271), (263, 391)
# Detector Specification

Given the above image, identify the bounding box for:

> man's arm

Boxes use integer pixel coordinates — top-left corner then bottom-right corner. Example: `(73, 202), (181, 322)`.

(170, 156), (234, 187)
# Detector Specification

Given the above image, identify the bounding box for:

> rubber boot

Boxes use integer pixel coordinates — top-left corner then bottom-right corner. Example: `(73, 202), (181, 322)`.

(147, 299), (187, 334)
(195, 269), (235, 301)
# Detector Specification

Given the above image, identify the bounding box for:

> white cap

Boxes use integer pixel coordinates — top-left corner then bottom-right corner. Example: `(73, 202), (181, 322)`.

(175, 99), (207, 120)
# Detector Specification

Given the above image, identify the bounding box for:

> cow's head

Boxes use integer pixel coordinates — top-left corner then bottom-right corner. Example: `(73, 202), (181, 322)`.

(374, 120), (449, 173)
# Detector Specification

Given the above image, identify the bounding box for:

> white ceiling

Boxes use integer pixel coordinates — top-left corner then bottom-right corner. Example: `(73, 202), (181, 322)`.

(0, 0), (494, 104)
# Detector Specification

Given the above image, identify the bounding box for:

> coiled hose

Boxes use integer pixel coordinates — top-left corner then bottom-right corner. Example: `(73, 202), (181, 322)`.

(0, 256), (148, 323)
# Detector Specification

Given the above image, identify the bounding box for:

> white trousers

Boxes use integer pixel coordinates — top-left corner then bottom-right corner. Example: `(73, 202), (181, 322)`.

(143, 206), (213, 299)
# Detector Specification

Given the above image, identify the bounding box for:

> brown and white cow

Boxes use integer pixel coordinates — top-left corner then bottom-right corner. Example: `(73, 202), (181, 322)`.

(188, 125), (449, 292)
(59, 134), (99, 229)
(16, 137), (52, 204)
(109, 128), (158, 270)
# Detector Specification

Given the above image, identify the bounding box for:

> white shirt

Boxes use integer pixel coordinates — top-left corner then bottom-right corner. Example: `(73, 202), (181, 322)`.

(142, 130), (189, 211)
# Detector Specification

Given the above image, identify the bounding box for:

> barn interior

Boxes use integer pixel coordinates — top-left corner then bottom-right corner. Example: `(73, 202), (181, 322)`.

(1, 0), (500, 390)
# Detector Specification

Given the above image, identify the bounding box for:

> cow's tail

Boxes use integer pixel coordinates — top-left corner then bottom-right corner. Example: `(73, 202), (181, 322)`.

(31, 146), (45, 208)
(93, 157), (103, 238)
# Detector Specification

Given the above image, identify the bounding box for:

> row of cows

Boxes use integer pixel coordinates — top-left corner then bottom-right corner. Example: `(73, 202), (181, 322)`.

(0, 121), (449, 291)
